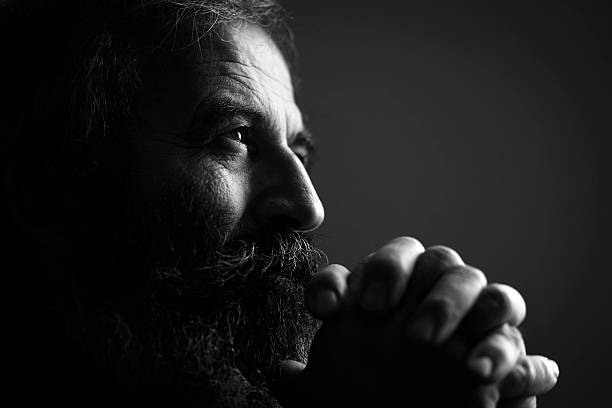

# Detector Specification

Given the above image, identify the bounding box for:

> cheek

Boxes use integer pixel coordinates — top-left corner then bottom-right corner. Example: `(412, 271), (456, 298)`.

(175, 156), (250, 233)
(127, 139), (251, 235)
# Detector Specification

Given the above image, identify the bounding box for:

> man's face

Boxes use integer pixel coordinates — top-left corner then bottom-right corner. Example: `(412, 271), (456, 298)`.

(71, 22), (325, 404)
(130, 22), (324, 239)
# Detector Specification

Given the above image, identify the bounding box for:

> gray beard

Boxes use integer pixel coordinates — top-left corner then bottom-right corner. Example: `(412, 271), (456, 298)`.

(68, 230), (322, 407)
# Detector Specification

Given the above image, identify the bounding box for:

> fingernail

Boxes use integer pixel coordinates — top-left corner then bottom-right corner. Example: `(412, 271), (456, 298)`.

(548, 359), (560, 378)
(468, 356), (493, 378)
(314, 289), (338, 314)
(405, 315), (436, 342)
(360, 281), (387, 311)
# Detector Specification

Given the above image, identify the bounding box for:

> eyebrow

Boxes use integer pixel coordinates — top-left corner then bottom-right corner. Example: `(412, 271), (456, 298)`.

(191, 92), (269, 130)
(190, 92), (318, 165)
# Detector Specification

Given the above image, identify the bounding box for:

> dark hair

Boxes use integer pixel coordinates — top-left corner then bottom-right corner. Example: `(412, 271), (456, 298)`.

(1, 0), (296, 185)
(0, 0), (297, 235)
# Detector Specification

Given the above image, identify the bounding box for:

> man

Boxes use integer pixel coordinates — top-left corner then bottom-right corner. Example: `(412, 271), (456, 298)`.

(1, 0), (558, 406)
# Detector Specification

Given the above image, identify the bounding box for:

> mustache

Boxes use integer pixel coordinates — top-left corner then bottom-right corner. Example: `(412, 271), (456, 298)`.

(148, 230), (326, 314)
(204, 230), (325, 280)
(140, 229), (323, 381)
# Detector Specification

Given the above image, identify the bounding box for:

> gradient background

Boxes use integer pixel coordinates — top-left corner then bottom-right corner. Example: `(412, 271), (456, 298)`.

(286, 0), (611, 406)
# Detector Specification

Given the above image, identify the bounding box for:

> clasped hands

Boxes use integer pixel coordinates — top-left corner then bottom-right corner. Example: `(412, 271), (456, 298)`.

(274, 237), (559, 407)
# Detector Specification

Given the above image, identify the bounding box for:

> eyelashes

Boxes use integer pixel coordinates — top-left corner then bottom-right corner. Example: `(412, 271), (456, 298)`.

(164, 122), (311, 168)
(221, 126), (251, 145)
(217, 126), (310, 165)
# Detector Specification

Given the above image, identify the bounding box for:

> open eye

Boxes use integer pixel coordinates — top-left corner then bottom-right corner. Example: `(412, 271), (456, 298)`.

(290, 134), (315, 168)
(224, 126), (250, 144)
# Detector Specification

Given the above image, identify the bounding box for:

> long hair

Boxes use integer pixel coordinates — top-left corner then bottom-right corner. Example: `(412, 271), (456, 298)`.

(1, 0), (297, 236)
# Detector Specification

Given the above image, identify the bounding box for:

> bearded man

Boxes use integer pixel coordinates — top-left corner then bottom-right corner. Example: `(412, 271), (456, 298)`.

(1, 1), (559, 407)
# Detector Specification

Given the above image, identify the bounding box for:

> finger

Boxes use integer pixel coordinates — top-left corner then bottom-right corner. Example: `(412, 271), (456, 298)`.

(457, 283), (527, 343)
(270, 360), (306, 407)
(471, 385), (500, 408)
(498, 396), (537, 408)
(499, 355), (560, 398)
(404, 264), (487, 344)
(444, 319), (527, 365)
(278, 359), (306, 378)
(347, 236), (424, 312)
(305, 264), (350, 319)
(466, 324), (523, 383)
(401, 245), (465, 312)
(344, 253), (374, 305)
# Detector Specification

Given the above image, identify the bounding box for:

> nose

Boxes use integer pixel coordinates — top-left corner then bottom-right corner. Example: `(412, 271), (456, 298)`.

(252, 149), (325, 232)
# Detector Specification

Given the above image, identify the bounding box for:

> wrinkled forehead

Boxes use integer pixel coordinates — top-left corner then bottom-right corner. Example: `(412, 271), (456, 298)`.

(196, 23), (300, 117)
(209, 23), (294, 92)
(136, 21), (303, 135)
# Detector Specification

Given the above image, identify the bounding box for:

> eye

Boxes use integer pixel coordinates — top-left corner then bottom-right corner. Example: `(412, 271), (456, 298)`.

(290, 134), (315, 167)
(223, 126), (250, 144)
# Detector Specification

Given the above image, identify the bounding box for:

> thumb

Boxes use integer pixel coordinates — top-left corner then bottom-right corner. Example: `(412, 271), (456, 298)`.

(269, 359), (306, 407)
(278, 359), (306, 378)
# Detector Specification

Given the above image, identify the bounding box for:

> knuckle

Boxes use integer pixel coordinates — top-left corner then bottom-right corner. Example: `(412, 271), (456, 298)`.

(479, 326), (523, 363)
(426, 245), (464, 265)
(316, 265), (348, 288)
(309, 269), (332, 287)
(363, 245), (414, 279)
(308, 265), (348, 297)
(325, 263), (350, 281)
(365, 252), (405, 280)
(326, 263), (347, 271)
(514, 357), (537, 393)
(504, 324), (524, 346)
(417, 245), (464, 273)
(500, 357), (551, 398)
(476, 386), (500, 408)
(521, 396), (537, 408)
(444, 264), (487, 287)
(392, 236), (424, 249)
(462, 265), (488, 286)
(476, 284), (527, 326)
(425, 296), (458, 323)
(482, 284), (513, 316)
(363, 236), (425, 282)
(500, 323), (523, 352)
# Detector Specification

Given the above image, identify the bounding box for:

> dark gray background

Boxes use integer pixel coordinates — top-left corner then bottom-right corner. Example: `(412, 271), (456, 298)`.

(287, 0), (611, 406)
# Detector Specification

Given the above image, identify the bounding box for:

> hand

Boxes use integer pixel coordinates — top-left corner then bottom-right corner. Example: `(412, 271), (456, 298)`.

(404, 243), (559, 407)
(272, 237), (559, 407)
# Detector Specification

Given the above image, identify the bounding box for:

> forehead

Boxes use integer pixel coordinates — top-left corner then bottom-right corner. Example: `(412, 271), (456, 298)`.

(138, 22), (302, 134)
(209, 23), (294, 96)
(197, 23), (302, 127)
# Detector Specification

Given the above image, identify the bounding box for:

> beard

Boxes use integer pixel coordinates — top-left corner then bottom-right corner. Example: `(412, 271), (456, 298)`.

(57, 185), (323, 407)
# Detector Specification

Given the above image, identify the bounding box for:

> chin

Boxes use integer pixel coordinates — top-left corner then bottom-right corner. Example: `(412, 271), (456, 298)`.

(40, 225), (322, 406)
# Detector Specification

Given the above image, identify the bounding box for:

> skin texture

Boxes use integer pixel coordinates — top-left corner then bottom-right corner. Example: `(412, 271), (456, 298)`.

(289, 238), (559, 407)
(127, 22), (558, 407)
(130, 22), (324, 237)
